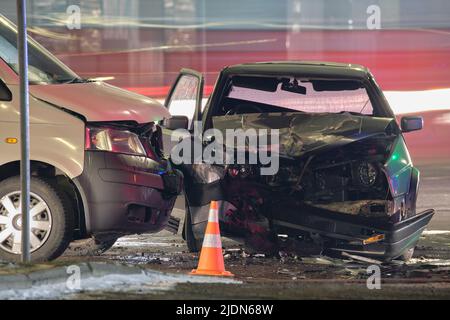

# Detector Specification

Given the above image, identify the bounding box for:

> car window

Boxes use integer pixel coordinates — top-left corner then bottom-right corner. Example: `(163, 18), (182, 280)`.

(228, 79), (374, 115)
(167, 74), (200, 126)
(0, 17), (80, 85)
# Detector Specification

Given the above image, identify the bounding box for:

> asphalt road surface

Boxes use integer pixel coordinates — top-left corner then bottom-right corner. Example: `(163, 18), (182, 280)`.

(55, 229), (450, 299)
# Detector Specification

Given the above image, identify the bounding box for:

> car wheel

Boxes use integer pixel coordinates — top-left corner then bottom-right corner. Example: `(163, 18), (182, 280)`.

(0, 176), (74, 262)
(184, 200), (202, 253)
(400, 247), (415, 262)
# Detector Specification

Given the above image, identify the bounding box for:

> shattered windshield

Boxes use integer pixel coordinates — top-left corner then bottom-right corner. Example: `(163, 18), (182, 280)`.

(227, 76), (374, 115)
(0, 16), (81, 85)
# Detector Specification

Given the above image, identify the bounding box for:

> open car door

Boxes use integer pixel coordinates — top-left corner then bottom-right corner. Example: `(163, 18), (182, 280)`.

(161, 68), (204, 156)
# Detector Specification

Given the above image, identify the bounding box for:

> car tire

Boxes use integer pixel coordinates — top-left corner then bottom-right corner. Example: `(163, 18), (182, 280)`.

(184, 200), (202, 253)
(400, 247), (415, 262)
(0, 176), (74, 262)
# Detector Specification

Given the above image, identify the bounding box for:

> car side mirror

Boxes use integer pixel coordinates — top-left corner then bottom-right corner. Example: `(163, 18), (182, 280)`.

(401, 116), (423, 132)
(164, 115), (189, 130)
(0, 79), (12, 101)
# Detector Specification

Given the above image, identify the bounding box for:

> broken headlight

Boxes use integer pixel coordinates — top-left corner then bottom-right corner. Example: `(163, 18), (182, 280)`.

(85, 126), (146, 156)
(357, 161), (378, 186)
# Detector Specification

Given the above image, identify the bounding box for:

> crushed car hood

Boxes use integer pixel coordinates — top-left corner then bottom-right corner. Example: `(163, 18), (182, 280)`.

(212, 112), (395, 157)
(30, 82), (170, 123)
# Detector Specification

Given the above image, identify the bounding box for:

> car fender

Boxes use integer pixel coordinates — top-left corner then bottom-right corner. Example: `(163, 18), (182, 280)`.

(384, 136), (412, 198)
(0, 85), (85, 179)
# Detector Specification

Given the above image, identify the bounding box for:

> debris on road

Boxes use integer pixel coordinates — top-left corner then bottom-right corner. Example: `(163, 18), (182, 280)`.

(1, 230), (449, 299)
(341, 252), (383, 265)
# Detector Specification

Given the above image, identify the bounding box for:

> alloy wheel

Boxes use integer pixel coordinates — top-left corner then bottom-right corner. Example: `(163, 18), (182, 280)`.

(0, 191), (52, 254)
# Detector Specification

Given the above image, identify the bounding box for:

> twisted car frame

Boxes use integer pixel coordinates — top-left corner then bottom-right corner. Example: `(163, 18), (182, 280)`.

(163, 62), (435, 262)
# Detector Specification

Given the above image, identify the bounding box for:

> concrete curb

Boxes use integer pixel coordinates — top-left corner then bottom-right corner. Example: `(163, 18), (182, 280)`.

(0, 262), (143, 291)
(0, 261), (242, 299)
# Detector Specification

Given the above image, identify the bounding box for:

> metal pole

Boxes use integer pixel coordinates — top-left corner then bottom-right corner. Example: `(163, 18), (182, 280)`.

(16, 0), (31, 263)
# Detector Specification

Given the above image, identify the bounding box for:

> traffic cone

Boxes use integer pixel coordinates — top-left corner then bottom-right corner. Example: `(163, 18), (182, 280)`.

(190, 201), (234, 277)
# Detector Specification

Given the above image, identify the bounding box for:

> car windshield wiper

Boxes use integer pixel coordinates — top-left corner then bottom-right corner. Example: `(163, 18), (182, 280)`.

(55, 77), (88, 84)
(337, 111), (364, 116)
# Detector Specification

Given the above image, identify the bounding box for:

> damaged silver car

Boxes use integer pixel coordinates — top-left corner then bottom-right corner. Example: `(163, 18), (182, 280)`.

(162, 62), (435, 262)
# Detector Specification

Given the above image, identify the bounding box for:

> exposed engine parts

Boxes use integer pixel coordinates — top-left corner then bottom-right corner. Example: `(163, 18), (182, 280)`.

(220, 135), (397, 240)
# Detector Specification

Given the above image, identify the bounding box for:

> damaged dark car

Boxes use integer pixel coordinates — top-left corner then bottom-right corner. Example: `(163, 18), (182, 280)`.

(162, 62), (435, 262)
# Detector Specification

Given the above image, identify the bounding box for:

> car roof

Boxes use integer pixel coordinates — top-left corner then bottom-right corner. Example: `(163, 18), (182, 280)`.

(222, 61), (371, 80)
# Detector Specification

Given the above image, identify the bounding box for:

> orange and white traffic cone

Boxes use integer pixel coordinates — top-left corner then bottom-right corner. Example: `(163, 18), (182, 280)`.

(190, 201), (234, 277)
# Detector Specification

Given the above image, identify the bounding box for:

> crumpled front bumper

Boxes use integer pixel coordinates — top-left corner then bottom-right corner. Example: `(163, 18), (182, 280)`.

(73, 151), (183, 235)
(273, 207), (435, 261)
